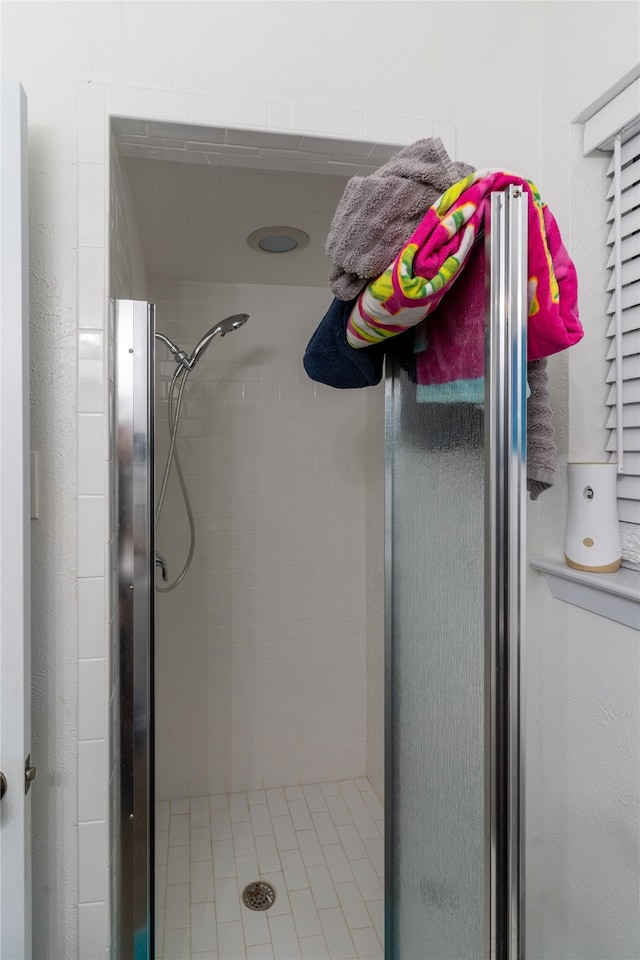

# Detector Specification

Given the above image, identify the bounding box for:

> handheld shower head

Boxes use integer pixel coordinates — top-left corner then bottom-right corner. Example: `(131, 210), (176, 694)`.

(216, 313), (250, 336)
(189, 313), (250, 366)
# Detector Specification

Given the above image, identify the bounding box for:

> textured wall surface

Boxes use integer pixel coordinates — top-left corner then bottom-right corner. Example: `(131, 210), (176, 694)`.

(152, 281), (368, 798)
(11, 60), (80, 960)
(526, 5), (640, 956)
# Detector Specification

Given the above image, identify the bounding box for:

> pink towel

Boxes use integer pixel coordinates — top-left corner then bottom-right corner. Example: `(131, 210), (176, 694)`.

(346, 169), (583, 363)
(415, 239), (485, 387)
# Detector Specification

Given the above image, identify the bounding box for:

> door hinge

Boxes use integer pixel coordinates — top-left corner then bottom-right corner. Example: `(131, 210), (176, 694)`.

(25, 754), (36, 794)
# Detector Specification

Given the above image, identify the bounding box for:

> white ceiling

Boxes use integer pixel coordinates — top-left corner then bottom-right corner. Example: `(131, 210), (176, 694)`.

(124, 158), (351, 287)
(115, 118), (403, 288)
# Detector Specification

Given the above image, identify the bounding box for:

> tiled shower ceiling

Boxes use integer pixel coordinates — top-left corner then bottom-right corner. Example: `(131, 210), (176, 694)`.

(114, 118), (403, 287)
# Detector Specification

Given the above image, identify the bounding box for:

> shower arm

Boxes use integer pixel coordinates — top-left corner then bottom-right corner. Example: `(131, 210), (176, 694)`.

(155, 331), (194, 371)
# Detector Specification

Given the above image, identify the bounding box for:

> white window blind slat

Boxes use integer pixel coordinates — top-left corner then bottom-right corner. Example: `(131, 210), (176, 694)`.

(606, 156), (640, 198)
(605, 181), (640, 220)
(606, 304), (640, 337)
(606, 231), (640, 268)
(607, 206), (640, 243)
(606, 255), (640, 290)
(607, 280), (640, 314)
(613, 451), (640, 475)
(606, 329), (640, 359)
(617, 475), (640, 498)
(607, 130), (640, 171)
(607, 379), (640, 406)
(618, 498), (640, 525)
(605, 354), (640, 383)
(606, 403), (640, 429)
(606, 427), (640, 453)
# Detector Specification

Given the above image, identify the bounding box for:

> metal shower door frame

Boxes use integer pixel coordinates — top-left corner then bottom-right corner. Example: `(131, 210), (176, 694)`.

(112, 299), (155, 960)
(485, 185), (528, 959)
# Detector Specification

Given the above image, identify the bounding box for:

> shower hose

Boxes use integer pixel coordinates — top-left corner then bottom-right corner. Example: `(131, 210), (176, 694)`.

(155, 365), (196, 592)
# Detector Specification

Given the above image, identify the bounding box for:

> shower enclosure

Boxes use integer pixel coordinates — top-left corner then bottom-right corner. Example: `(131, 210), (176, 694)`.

(112, 186), (528, 959)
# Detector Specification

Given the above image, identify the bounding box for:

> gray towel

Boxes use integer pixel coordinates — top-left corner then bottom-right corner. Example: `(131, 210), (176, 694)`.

(527, 358), (557, 500)
(326, 137), (474, 300)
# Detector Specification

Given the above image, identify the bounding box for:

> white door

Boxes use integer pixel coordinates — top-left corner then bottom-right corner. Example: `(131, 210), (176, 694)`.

(0, 79), (32, 960)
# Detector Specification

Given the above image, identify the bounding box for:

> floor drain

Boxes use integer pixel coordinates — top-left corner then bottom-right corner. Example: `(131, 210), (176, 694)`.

(242, 880), (277, 912)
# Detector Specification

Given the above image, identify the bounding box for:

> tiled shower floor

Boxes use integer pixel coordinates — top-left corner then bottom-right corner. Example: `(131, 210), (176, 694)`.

(156, 779), (384, 960)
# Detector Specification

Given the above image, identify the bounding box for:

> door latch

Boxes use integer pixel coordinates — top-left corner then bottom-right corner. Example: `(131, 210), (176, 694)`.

(25, 754), (36, 795)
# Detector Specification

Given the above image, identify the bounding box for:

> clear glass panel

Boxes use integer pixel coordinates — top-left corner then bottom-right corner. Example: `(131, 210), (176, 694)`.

(387, 362), (485, 959)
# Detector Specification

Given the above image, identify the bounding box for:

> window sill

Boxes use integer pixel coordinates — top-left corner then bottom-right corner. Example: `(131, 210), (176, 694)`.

(530, 558), (640, 630)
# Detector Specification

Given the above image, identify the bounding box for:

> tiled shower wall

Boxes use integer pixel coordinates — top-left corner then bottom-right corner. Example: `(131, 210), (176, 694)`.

(76, 113), (151, 958)
(109, 131), (148, 300)
(151, 280), (369, 799)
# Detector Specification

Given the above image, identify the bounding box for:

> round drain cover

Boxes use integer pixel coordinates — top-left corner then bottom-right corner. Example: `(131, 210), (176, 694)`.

(242, 880), (277, 912)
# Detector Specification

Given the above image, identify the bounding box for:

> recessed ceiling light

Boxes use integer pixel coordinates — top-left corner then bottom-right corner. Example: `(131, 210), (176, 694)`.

(247, 226), (310, 254)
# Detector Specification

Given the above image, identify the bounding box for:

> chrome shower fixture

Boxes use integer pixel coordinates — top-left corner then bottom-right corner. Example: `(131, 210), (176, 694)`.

(156, 313), (250, 372)
(154, 311), (249, 593)
(190, 313), (250, 365)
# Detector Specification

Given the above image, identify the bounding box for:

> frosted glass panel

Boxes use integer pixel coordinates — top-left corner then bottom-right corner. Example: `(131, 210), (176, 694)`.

(387, 363), (485, 959)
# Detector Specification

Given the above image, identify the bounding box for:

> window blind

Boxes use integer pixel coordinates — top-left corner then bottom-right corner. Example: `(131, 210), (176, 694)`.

(604, 122), (640, 566)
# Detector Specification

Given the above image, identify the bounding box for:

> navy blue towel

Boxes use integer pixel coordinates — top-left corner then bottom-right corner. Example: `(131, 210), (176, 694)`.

(303, 297), (385, 389)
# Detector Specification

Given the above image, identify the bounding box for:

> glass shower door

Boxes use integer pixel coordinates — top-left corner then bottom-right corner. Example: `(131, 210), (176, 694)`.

(386, 368), (486, 959)
(386, 186), (528, 960)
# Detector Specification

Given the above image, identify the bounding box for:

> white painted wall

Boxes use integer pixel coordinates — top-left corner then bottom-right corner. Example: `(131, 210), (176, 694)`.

(525, 6), (640, 957)
(151, 280), (368, 798)
(1, 0), (638, 956)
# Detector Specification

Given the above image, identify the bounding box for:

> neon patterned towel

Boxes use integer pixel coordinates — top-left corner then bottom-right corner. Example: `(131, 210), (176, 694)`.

(346, 169), (583, 361)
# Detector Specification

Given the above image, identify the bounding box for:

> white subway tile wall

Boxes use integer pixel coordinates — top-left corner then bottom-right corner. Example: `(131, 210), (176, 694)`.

(109, 132), (148, 301)
(78, 496), (107, 578)
(76, 83), (110, 960)
(78, 245), (107, 330)
(78, 330), (105, 414)
(79, 901), (107, 960)
(152, 281), (369, 799)
(157, 779), (383, 959)
(78, 161), (107, 246)
(79, 820), (108, 904)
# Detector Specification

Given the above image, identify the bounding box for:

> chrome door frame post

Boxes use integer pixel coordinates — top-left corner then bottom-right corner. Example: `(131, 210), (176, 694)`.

(485, 186), (528, 960)
(113, 299), (156, 960)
